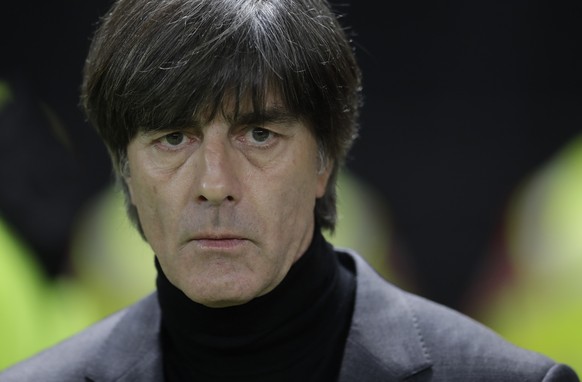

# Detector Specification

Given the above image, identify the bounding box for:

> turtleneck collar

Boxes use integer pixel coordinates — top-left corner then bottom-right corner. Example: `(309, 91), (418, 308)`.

(156, 227), (355, 381)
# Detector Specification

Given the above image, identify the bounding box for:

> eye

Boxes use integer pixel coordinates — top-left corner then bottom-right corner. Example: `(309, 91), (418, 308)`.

(250, 128), (272, 143)
(154, 131), (196, 151)
(163, 132), (185, 146)
(237, 126), (281, 151)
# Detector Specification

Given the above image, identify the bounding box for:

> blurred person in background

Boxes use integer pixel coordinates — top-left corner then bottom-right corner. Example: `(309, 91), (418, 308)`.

(1, 0), (578, 380)
(474, 136), (582, 373)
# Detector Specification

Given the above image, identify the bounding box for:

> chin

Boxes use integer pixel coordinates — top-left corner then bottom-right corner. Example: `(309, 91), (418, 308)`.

(183, 282), (259, 308)
(194, 294), (255, 308)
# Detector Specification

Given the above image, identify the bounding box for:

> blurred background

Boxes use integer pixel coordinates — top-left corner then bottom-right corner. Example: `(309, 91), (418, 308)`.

(1, 0), (581, 372)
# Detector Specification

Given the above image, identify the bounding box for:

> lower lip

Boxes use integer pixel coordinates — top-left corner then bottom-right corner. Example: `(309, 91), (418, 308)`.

(194, 239), (247, 250)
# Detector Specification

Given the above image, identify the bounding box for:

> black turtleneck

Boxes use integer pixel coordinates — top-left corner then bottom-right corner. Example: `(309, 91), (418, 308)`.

(156, 228), (356, 382)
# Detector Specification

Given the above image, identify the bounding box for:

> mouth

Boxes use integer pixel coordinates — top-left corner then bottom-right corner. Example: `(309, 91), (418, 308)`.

(190, 233), (250, 250)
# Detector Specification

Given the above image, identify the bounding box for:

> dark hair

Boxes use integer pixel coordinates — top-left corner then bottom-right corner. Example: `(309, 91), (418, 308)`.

(82, 0), (361, 232)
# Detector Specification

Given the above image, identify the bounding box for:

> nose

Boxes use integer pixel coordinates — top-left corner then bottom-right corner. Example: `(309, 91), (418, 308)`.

(195, 132), (240, 205)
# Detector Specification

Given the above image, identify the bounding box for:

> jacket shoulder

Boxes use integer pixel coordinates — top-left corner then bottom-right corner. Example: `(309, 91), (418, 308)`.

(338, 249), (579, 381)
(405, 291), (579, 381)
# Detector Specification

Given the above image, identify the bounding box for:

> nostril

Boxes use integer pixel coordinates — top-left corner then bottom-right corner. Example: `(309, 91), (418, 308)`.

(196, 194), (234, 203)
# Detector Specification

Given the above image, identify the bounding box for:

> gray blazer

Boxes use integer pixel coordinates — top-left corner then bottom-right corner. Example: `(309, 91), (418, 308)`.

(1, 250), (579, 381)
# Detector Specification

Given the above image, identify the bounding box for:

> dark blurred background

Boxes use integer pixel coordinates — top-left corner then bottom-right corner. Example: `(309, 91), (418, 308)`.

(0, 1), (113, 277)
(1, 0), (581, 370)
(331, 0), (582, 310)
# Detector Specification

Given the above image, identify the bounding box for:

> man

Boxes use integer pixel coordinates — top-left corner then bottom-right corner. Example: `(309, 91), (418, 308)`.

(1, 0), (579, 380)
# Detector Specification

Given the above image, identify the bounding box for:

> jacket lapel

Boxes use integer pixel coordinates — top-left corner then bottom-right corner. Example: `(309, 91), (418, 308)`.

(337, 250), (433, 381)
(84, 294), (164, 382)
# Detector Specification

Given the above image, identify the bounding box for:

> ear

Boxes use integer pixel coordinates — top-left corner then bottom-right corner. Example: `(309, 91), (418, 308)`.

(124, 176), (135, 204)
(120, 160), (135, 205)
(316, 161), (333, 198)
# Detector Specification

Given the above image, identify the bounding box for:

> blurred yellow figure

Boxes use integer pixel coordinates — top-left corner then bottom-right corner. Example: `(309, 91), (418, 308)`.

(0, 217), (98, 369)
(0, 184), (155, 368)
(68, 186), (156, 316)
(326, 170), (395, 281)
(0, 81), (11, 110)
(479, 135), (582, 374)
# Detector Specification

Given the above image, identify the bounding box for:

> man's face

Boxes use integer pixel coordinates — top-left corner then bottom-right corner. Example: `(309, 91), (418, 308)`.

(125, 103), (331, 308)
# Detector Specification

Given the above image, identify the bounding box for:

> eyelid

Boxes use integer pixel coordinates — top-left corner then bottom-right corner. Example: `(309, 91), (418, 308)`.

(153, 131), (198, 151)
(236, 126), (279, 150)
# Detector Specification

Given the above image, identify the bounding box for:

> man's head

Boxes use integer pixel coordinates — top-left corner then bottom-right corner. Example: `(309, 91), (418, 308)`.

(83, 0), (361, 232)
(82, 0), (361, 306)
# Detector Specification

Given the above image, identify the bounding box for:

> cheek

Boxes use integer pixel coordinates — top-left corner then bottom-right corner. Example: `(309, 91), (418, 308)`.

(265, 168), (318, 225)
(128, 174), (174, 241)
(129, 175), (155, 211)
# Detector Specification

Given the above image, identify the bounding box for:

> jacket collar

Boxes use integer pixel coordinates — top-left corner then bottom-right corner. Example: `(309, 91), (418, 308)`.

(337, 250), (433, 381)
(85, 294), (164, 382)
